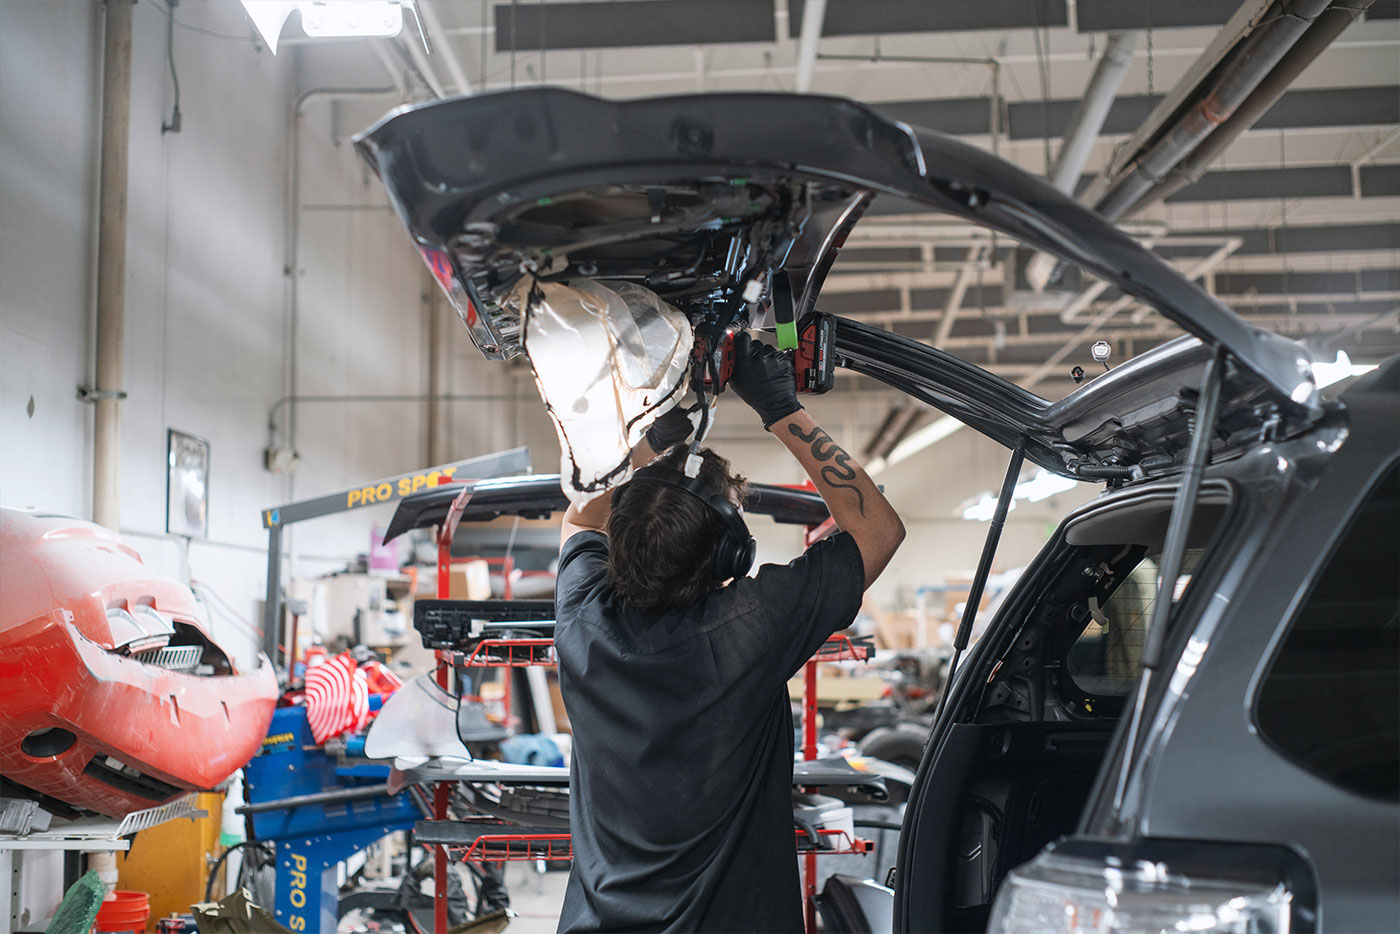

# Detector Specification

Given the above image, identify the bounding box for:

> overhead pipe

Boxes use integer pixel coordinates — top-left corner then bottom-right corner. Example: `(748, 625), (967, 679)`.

(1135, 0), (1377, 212)
(793, 0), (828, 93)
(1025, 32), (1136, 292)
(1093, 0), (1332, 221)
(1049, 33), (1138, 195)
(92, 0), (134, 531)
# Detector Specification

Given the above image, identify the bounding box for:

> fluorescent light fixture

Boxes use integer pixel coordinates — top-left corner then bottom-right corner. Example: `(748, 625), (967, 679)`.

(1013, 468), (1079, 503)
(240, 1), (409, 54)
(873, 415), (964, 476)
(959, 468), (1078, 521)
(1312, 349), (1378, 390)
(962, 493), (1015, 522)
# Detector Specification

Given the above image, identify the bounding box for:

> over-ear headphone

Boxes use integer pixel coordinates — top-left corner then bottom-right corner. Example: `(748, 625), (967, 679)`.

(626, 462), (756, 581)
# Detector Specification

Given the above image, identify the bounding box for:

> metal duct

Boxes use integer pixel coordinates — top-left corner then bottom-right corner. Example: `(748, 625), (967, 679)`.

(1130, 0), (1376, 213)
(1026, 32), (1136, 291)
(1048, 33), (1137, 194)
(1093, 0), (1332, 221)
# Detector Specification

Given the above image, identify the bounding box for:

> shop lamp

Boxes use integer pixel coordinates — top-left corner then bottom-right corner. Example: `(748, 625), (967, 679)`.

(240, 1), (415, 54)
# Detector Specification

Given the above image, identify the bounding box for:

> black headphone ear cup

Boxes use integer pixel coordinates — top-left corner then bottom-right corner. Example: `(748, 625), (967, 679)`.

(734, 535), (756, 579)
(713, 533), (754, 581)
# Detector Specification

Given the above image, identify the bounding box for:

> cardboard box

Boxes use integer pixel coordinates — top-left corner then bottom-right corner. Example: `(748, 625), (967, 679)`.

(448, 559), (492, 600)
(548, 678), (571, 734)
(874, 611), (919, 650)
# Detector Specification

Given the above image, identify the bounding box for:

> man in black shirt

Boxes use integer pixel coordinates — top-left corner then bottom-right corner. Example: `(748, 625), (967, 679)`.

(554, 333), (905, 932)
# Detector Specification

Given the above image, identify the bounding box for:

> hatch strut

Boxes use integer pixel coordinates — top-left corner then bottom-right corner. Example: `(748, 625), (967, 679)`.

(1111, 344), (1228, 818)
(933, 446), (1025, 723)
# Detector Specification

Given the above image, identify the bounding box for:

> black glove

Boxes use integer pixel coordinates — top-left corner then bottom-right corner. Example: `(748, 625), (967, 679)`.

(729, 331), (803, 429)
(644, 406), (695, 452)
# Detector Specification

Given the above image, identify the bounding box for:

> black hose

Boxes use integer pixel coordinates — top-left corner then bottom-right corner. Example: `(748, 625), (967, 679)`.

(203, 840), (271, 903)
(852, 820), (904, 833)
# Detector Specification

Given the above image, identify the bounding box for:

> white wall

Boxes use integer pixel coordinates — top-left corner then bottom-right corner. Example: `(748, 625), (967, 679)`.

(0, 1), (539, 666)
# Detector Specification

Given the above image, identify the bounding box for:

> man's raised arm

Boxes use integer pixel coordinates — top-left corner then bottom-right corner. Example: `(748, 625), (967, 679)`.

(728, 333), (905, 588)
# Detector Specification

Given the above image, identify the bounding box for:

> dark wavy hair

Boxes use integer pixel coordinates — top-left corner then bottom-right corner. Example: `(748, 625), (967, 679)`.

(606, 446), (748, 614)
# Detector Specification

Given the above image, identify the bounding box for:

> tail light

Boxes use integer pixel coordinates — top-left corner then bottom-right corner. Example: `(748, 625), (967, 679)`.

(988, 838), (1316, 934)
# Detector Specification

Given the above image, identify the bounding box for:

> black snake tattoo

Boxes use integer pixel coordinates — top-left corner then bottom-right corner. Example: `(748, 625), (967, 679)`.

(788, 423), (866, 515)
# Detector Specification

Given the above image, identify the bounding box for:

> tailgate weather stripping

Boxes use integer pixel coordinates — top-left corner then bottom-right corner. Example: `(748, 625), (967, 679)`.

(1111, 344), (1228, 823)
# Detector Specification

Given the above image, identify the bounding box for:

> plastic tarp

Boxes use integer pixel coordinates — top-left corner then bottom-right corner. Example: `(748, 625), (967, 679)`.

(510, 278), (693, 506)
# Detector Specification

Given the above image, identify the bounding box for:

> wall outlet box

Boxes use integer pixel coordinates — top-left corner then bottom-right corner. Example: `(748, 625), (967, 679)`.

(263, 446), (301, 474)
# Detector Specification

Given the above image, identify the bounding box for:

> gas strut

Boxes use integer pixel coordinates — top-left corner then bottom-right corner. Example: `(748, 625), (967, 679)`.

(1111, 344), (1227, 820)
(933, 445), (1026, 724)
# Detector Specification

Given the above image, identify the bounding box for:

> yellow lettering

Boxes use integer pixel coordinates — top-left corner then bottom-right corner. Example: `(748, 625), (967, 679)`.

(409, 474), (426, 492)
(290, 917), (306, 931)
(290, 887), (306, 908)
(376, 482), (392, 501)
(441, 467), (456, 480)
(347, 489), (362, 507)
(398, 477), (412, 496)
(292, 854), (306, 870)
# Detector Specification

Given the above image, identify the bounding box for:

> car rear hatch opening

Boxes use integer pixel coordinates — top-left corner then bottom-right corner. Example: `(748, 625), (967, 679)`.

(355, 89), (1323, 485)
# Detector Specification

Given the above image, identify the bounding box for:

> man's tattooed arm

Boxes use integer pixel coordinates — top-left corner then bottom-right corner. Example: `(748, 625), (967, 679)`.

(788, 422), (866, 515)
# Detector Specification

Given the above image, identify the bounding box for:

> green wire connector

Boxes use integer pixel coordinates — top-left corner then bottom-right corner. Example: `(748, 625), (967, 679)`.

(776, 318), (799, 350)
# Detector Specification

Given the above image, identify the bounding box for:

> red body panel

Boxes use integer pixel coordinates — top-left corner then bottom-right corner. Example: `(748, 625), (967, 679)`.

(0, 510), (278, 817)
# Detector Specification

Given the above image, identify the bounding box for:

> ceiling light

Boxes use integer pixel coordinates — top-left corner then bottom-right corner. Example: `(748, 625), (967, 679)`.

(240, 1), (411, 54)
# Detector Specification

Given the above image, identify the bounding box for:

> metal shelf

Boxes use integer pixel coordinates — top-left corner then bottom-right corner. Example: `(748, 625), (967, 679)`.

(809, 633), (875, 663)
(0, 793), (205, 851)
(445, 638), (556, 668)
(415, 822), (871, 864)
(796, 829), (873, 856)
(442, 633), (872, 670)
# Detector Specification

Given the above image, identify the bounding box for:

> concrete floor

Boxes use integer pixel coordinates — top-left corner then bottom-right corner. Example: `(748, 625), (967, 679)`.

(500, 861), (570, 933)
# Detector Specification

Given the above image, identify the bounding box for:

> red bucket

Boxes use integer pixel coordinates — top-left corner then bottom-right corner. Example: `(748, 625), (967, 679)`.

(95, 890), (150, 932)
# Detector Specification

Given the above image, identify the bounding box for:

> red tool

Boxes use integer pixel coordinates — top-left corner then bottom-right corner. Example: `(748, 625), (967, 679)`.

(692, 311), (835, 397)
(794, 313), (836, 394)
(692, 326), (738, 393)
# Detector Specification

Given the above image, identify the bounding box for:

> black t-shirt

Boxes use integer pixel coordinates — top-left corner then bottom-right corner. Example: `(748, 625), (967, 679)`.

(553, 529), (865, 933)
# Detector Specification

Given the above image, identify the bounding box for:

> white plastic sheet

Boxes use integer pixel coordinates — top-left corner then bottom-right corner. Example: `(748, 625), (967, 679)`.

(510, 277), (693, 506)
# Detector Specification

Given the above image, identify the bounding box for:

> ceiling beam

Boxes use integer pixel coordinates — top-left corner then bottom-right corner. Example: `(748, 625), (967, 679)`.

(789, 0), (1067, 37)
(493, 0), (776, 52)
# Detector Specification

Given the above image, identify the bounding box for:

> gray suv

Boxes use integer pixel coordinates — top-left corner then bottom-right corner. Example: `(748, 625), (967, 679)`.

(355, 88), (1399, 933)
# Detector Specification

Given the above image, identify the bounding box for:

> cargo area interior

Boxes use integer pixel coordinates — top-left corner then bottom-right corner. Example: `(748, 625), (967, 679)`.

(901, 492), (1232, 932)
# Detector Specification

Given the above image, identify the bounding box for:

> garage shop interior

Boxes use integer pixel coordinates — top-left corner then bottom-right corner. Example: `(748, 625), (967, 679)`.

(2, 1), (1397, 932)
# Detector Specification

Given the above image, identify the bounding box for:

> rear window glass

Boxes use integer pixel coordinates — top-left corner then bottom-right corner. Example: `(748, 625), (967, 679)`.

(1065, 552), (1201, 698)
(1255, 463), (1400, 801)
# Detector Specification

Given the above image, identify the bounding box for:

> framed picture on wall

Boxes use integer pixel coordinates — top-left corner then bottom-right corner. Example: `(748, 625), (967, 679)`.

(166, 429), (210, 539)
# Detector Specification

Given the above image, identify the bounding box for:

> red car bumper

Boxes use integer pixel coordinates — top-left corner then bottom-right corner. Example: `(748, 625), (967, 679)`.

(0, 611), (277, 818)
